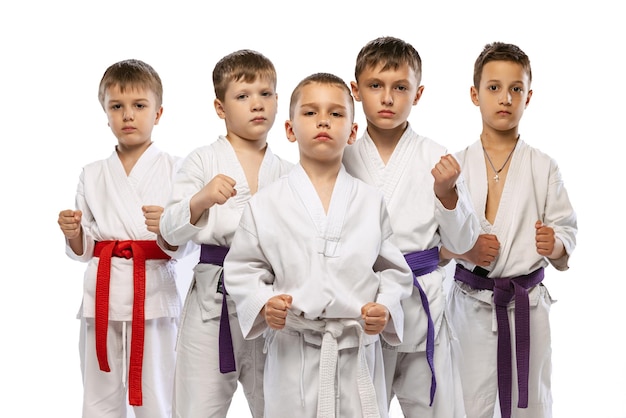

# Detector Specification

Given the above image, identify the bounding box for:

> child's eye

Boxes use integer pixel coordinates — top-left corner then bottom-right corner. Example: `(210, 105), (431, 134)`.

(396, 85), (408, 92)
(135, 103), (145, 109)
(303, 111), (315, 116)
(331, 112), (343, 118)
(488, 85), (499, 91)
(512, 86), (523, 93)
(111, 104), (122, 110)
(370, 83), (381, 89)
(236, 94), (248, 100)
(261, 91), (273, 97)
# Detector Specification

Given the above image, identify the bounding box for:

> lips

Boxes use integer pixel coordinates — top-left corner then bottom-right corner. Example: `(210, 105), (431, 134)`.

(378, 110), (395, 117)
(315, 133), (331, 141)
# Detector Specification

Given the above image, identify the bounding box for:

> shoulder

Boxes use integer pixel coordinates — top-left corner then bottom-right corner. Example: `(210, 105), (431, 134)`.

(271, 153), (296, 172)
(402, 130), (449, 165)
(452, 139), (481, 165)
(153, 148), (182, 165)
(520, 140), (560, 168)
(179, 143), (221, 167)
(350, 174), (386, 204)
(247, 176), (288, 210)
(81, 153), (112, 175)
(417, 135), (449, 158)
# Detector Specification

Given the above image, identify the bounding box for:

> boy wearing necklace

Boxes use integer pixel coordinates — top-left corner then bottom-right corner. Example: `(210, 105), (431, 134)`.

(442, 42), (578, 418)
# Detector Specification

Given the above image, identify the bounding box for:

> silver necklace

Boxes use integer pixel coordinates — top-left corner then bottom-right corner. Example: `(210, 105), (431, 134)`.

(482, 137), (518, 182)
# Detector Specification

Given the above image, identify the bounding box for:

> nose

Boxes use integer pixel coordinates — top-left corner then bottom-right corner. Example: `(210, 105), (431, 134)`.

(317, 118), (330, 128)
(123, 109), (134, 121)
(499, 90), (512, 105)
(382, 88), (393, 105)
(251, 95), (265, 112)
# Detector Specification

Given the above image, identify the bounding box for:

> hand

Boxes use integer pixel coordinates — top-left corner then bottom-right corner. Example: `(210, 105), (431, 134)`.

(203, 174), (237, 207)
(58, 209), (82, 240)
(465, 234), (500, 267)
(190, 174), (237, 225)
(142, 205), (164, 235)
(431, 154), (460, 209)
(361, 302), (389, 335)
(535, 220), (556, 257)
(263, 294), (292, 330)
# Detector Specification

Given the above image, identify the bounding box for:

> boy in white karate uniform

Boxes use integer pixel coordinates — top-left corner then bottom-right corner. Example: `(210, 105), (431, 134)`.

(224, 72), (413, 418)
(443, 42), (577, 418)
(343, 36), (479, 418)
(58, 59), (183, 418)
(159, 49), (293, 418)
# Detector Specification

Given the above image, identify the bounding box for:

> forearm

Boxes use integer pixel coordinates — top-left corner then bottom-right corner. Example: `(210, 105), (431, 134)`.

(189, 192), (213, 225)
(68, 230), (84, 256)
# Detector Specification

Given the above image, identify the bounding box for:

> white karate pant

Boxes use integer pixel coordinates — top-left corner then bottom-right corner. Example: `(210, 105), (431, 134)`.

(447, 281), (554, 418)
(263, 329), (388, 418)
(79, 316), (177, 418)
(172, 286), (265, 418)
(383, 318), (465, 418)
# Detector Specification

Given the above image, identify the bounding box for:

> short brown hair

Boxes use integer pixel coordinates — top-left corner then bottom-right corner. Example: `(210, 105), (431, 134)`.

(354, 36), (422, 85)
(288, 72), (354, 120)
(98, 59), (163, 109)
(473, 42), (532, 89)
(212, 49), (277, 101)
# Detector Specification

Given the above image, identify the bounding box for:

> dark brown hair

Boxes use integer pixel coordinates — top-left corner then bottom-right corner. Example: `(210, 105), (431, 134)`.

(473, 42), (532, 88)
(354, 36), (422, 85)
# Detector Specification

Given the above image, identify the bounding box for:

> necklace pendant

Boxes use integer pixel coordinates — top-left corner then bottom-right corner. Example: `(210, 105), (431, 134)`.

(494, 174), (499, 182)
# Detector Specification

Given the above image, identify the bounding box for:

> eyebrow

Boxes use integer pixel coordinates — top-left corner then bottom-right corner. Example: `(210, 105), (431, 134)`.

(106, 97), (151, 102)
(485, 78), (525, 83)
(299, 102), (348, 110)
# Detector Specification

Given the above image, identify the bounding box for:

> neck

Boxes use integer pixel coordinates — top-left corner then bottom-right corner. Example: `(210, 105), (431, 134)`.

(116, 141), (152, 175)
(480, 131), (519, 151)
(366, 122), (408, 164)
(300, 157), (341, 184)
(226, 134), (268, 154)
(367, 122), (407, 147)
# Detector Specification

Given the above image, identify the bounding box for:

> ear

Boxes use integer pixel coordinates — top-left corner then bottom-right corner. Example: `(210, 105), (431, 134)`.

(285, 120), (297, 143)
(347, 122), (358, 145)
(350, 81), (361, 102)
(470, 86), (480, 106)
(214, 98), (226, 120)
(413, 85), (425, 105)
(525, 89), (533, 108)
(154, 106), (164, 125)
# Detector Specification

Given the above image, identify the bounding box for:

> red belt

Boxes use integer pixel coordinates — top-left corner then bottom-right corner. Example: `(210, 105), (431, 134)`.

(94, 240), (170, 406)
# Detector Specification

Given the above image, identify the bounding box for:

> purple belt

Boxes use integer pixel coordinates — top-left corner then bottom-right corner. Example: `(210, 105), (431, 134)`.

(404, 247), (439, 406)
(199, 244), (235, 373)
(454, 264), (544, 418)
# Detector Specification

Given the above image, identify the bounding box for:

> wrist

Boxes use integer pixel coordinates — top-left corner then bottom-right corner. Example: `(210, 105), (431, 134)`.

(436, 187), (458, 210)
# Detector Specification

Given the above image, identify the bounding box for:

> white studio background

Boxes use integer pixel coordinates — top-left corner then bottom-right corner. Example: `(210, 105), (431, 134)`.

(0, 1), (622, 417)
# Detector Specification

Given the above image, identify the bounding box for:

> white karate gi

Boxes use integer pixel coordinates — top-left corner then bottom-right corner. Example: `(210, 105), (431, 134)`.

(224, 164), (413, 418)
(160, 135), (293, 418)
(66, 143), (183, 418)
(448, 139), (577, 418)
(343, 126), (479, 417)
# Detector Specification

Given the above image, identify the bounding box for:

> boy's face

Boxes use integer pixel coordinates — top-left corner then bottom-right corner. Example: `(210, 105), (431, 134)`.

(351, 62), (423, 131)
(471, 60), (532, 134)
(214, 77), (277, 145)
(285, 83), (358, 164)
(103, 84), (163, 151)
